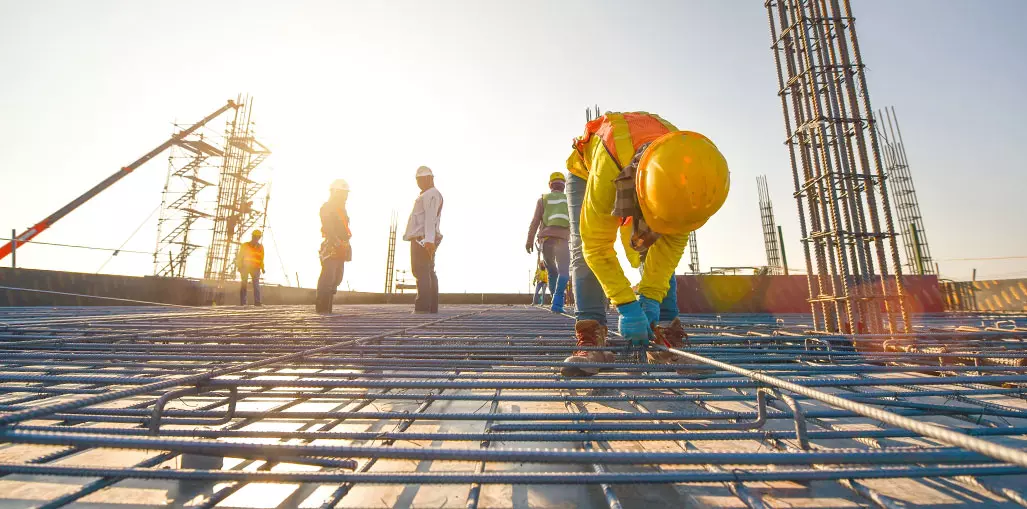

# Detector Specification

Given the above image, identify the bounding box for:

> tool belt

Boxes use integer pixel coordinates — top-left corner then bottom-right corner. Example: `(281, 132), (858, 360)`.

(613, 141), (661, 258)
(319, 238), (352, 263)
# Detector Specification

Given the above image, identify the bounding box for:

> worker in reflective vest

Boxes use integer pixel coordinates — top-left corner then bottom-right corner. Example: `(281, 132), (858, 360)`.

(560, 112), (730, 377)
(236, 230), (265, 306)
(526, 172), (571, 313)
(316, 179), (352, 314)
(532, 259), (549, 305)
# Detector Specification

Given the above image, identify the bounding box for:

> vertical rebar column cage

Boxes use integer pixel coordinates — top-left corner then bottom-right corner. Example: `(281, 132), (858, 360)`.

(877, 106), (934, 275)
(385, 210), (398, 295)
(757, 175), (783, 273)
(766, 0), (909, 334)
(203, 95), (272, 285)
(688, 231), (699, 274)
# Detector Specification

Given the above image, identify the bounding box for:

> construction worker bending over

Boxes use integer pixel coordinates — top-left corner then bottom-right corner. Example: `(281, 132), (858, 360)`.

(532, 260), (549, 305)
(316, 179), (352, 314)
(403, 166), (444, 314)
(526, 172), (571, 313)
(560, 112), (729, 377)
(236, 230), (265, 306)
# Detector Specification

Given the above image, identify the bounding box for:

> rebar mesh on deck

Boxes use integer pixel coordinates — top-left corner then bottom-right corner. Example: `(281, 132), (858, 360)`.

(0, 305), (1026, 508)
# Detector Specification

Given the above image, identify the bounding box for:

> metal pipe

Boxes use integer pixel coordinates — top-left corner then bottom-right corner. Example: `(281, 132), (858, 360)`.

(0, 463), (1024, 484)
(0, 431), (1007, 466)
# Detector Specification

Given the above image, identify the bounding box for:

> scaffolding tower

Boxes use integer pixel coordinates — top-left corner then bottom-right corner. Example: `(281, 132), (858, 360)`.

(153, 131), (223, 278)
(384, 210), (398, 295)
(688, 231), (699, 274)
(757, 175), (783, 274)
(877, 106), (934, 275)
(203, 95), (271, 287)
(767, 0), (909, 334)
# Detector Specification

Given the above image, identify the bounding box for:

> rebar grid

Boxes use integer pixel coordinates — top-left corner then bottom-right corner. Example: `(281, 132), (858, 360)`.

(767, 0), (910, 335)
(0, 305), (1025, 508)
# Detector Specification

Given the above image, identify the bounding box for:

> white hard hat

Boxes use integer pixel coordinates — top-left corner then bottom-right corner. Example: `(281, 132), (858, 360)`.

(330, 179), (349, 192)
(415, 166), (433, 178)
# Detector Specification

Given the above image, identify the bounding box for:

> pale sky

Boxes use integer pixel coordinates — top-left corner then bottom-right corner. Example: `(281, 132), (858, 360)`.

(1, 0), (1025, 293)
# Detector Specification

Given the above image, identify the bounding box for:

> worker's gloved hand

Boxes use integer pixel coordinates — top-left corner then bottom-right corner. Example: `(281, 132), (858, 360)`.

(638, 295), (661, 325)
(617, 301), (652, 347)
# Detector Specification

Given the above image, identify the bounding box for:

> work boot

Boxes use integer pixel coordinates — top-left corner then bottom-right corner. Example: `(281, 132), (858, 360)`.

(560, 320), (615, 377)
(314, 293), (331, 314)
(649, 318), (713, 376)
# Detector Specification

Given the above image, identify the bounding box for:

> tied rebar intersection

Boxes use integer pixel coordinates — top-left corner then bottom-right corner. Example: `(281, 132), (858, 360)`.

(0, 304), (1026, 508)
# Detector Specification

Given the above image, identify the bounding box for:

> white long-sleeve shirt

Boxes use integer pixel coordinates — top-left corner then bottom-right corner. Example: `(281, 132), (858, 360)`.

(403, 187), (444, 245)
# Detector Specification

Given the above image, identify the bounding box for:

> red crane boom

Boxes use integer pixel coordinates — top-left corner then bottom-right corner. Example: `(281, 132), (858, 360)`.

(0, 100), (239, 261)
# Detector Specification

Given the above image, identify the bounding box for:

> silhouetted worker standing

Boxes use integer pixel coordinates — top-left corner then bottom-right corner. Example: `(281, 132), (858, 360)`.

(315, 179), (352, 314)
(236, 229), (265, 306)
(403, 166), (443, 314)
(532, 259), (549, 305)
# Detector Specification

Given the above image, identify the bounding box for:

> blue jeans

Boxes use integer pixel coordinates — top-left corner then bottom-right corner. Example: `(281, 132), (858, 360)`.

(661, 273), (680, 322)
(239, 270), (261, 305)
(533, 281), (547, 304)
(541, 237), (570, 295)
(567, 173), (609, 325)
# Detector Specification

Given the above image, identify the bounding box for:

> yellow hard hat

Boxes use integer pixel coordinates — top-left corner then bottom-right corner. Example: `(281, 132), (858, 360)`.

(636, 131), (729, 235)
(251, 229), (263, 238)
(549, 172), (566, 183)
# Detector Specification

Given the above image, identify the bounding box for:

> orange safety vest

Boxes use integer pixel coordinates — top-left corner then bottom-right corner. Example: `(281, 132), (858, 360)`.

(238, 242), (264, 271)
(572, 112), (676, 174)
(321, 206), (351, 240)
(320, 206), (352, 262)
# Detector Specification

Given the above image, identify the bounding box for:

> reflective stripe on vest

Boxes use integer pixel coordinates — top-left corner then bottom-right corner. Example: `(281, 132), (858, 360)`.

(240, 243), (264, 268)
(542, 192), (570, 228)
(335, 208), (351, 238)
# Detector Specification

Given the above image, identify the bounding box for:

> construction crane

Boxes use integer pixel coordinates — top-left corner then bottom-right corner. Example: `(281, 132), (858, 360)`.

(0, 100), (239, 261)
